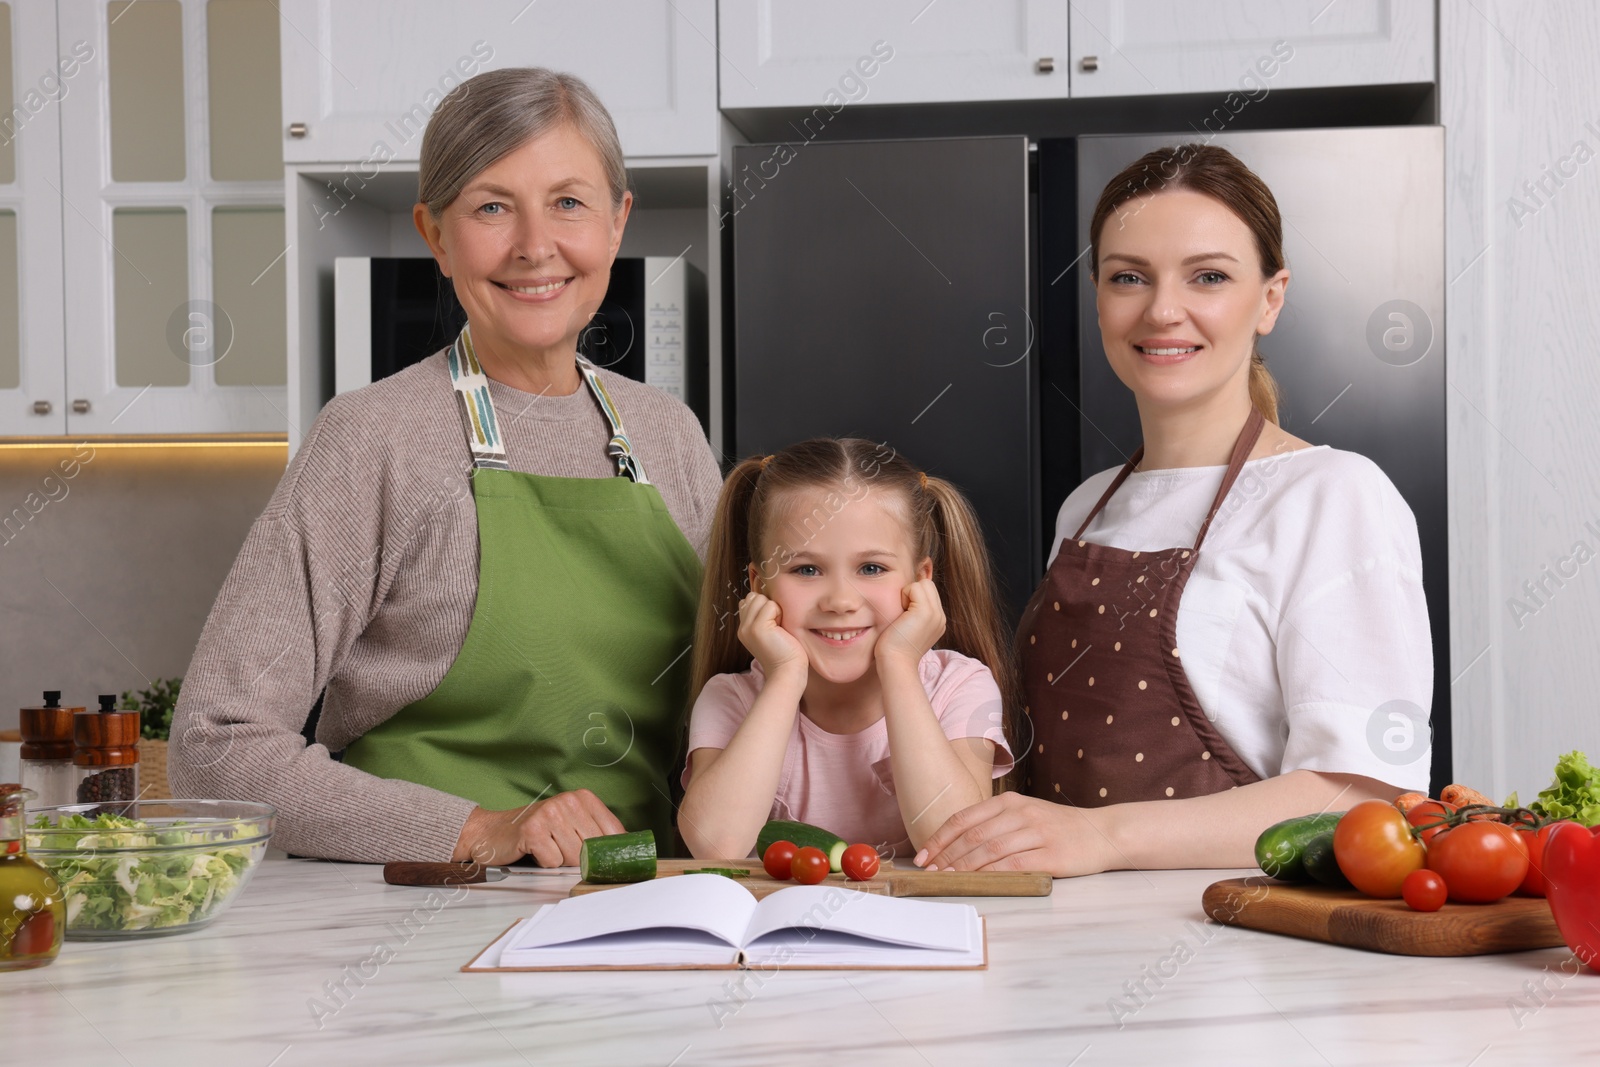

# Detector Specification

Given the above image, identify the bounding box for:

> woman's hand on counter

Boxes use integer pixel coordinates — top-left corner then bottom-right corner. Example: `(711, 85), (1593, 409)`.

(914, 770), (1401, 876)
(913, 792), (1119, 877)
(452, 789), (626, 866)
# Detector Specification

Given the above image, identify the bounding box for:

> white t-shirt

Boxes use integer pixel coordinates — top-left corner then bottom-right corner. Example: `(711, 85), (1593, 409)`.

(1047, 445), (1432, 792)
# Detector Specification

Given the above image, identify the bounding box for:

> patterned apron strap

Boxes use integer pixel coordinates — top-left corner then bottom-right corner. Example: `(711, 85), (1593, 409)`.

(576, 355), (651, 485)
(447, 325), (510, 471)
(445, 324), (650, 484)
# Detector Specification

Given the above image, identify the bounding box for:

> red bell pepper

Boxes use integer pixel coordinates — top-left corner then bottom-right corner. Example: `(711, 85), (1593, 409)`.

(1543, 822), (1600, 969)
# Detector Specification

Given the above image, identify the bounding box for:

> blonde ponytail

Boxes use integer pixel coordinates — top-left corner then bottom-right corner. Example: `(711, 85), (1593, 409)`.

(1248, 344), (1280, 425)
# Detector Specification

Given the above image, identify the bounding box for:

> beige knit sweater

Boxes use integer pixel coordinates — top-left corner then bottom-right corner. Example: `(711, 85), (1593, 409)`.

(169, 353), (724, 862)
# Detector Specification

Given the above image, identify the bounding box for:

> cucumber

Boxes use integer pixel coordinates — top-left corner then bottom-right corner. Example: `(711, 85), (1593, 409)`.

(1254, 812), (1344, 882)
(1300, 830), (1351, 888)
(579, 829), (657, 884)
(756, 819), (848, 872)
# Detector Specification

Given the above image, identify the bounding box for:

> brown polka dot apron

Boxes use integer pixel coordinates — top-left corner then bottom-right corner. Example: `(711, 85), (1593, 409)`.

(1016, 409), (1267, 806)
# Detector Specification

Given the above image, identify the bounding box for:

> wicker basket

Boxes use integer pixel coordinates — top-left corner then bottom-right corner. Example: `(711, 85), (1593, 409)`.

(139, 739), (171, 800)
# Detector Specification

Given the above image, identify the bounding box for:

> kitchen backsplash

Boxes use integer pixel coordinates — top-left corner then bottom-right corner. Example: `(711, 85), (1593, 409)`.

(0, 441), (286, 731)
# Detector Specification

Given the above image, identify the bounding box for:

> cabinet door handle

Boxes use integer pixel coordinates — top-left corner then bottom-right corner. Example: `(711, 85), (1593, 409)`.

(288, 122), (308, 138)
(1035, 57), (1056, 74)
(72, 399), (91, 414)
(1079, 55), (1099, 72)
(32, 399), (52, 415)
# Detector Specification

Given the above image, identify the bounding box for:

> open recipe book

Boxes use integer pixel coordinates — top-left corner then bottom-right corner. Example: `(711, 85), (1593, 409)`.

(463, 874), (987, 971)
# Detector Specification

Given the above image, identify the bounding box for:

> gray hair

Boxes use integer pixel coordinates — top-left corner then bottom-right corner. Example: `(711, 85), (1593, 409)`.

(417, 67), (628, 217)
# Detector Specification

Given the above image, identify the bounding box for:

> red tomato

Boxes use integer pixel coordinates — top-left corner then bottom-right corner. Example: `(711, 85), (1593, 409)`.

(1426, 821), (1529, 904)
(841, 843), (880, 882)
(1516, 821), (1569, 897)
(790, 846), (830, 885)
(762, 840), (798, 881)
(1403, 799), (1458, 846)
(1333, 799), (1427, 898)
(1402, 868), (1448, 912)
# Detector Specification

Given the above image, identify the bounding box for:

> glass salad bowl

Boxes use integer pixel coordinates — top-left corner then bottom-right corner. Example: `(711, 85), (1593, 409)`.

(25, 800), (275, 939)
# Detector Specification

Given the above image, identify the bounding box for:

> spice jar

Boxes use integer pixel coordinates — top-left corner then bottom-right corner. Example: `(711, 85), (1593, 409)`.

(0, 784), (65, 970)
(74, 695), (140, 809)
(20, 691), (80, 809)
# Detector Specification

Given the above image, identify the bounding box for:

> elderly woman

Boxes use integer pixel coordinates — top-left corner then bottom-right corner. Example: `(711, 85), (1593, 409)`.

(172, 69), (721, 865)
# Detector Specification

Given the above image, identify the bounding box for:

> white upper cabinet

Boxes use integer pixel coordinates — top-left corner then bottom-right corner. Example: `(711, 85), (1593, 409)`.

(717, 0), (1071, 108)
(0, 1), (69, 435)
(56, 0), (288, 435)
(1068, 0), (1434, 98)
(278, 0), (719, 163)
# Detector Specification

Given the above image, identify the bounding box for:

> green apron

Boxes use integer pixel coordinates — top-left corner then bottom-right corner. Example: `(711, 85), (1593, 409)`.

(344, 325), (701, 847)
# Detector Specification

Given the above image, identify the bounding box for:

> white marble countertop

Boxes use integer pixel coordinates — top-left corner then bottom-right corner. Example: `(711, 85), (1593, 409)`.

(7, 857), (1598, 1066)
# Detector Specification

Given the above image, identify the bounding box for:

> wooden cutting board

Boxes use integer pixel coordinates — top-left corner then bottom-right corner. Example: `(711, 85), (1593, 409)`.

(1202, 877), (1567, 956)
(570, 858), (1053, 899)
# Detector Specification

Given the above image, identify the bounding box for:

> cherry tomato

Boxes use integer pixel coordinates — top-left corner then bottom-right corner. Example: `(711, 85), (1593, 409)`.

(1333, 799), (1427, 898)
(1426, 821), (1529, 904)
(790, 846), (830, 885)
(1516, 821), (1569, 897)
(762, 839), (798, 881)
(1402, 868), (1448, 912)
(1403, 799), (1458, 846)
(841, 843), (880, 882)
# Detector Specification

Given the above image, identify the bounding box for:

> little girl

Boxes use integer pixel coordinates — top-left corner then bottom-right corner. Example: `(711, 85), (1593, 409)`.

(678, 438), (1019, 860)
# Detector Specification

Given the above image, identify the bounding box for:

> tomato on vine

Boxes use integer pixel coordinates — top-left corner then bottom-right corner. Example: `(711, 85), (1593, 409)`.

(1333, 799), (1426, 898)
(1404, 799), (1458, 846)
(1426, 822), (1529, 904)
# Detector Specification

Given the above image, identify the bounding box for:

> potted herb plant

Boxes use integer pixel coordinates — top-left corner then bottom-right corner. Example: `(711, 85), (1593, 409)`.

(119, 679), (180, 800)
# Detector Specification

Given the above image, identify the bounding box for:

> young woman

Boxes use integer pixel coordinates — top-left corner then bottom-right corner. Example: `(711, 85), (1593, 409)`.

(918, 144), (1432, 877)
(678, 439), (1018, 860)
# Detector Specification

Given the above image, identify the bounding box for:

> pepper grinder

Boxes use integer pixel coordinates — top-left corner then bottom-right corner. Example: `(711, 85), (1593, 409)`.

(73, 695), (140, 808)
(19, 691), (80, 809)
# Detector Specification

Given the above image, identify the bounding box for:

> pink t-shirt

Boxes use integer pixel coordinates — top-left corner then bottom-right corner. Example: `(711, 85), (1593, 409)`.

(681, 649), (1014, 858)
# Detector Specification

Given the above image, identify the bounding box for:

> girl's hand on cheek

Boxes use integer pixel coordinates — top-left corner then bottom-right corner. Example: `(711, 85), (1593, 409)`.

(737, 592), (809, 685)
(876, 578), (946, 669)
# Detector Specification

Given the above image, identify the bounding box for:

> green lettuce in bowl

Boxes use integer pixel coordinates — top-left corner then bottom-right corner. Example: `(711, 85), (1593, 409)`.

(26, 800), (275, 939)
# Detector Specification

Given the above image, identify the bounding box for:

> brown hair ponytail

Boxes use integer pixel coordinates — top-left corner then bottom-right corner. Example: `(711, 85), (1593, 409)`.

(921, 475), (1024, 770)
(1088, 142), (1287, 425)
(688, 456), (765, 705)
(686, 439), (1020, 766)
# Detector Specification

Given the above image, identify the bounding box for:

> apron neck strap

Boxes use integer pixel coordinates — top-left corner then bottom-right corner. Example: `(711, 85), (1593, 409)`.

(1072, 449), (1144, 541)
(1070, 407), (1267, 551)
(446, 325), (650, 484)
(1190, 406), (1265, 552)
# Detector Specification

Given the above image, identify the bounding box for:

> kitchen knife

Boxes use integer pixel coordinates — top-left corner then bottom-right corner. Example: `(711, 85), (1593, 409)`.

(382, 860), (577, 886)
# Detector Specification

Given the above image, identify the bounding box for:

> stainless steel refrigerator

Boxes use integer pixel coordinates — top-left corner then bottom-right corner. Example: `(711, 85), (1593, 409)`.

(731, 127), (1448, 788)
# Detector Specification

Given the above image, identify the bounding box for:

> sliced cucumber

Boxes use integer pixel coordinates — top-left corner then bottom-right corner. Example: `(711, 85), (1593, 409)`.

(579, 829), (657, 884)
(757, 819), (848, 873)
